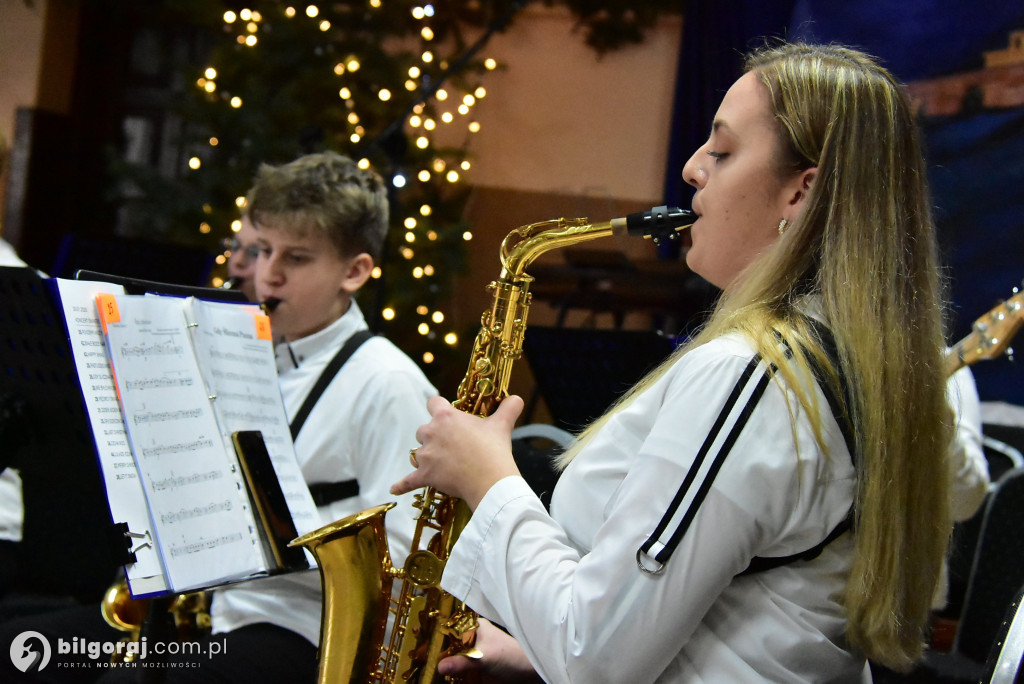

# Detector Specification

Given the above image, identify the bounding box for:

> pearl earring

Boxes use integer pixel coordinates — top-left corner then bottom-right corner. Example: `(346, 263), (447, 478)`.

(778, 218), (788, 235)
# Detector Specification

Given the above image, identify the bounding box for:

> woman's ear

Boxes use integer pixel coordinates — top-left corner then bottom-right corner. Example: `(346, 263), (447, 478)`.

(786, 166), (818, 212)
(339, 253), (374, 294)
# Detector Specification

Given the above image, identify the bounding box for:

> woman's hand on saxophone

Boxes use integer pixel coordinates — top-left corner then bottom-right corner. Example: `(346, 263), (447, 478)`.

(437, 619), (543, 683)
(391, 394), (525, 511)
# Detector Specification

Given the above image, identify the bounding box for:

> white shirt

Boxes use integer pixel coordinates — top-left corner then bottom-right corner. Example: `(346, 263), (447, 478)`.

(0, 238), (27, 267)
(946, 366), (989, 521)
(211, 300), (436, 643)
(442, 333), (865, 683)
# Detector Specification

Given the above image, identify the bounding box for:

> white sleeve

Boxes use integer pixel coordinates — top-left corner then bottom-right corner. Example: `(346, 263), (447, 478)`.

(946, 367), (989, 520)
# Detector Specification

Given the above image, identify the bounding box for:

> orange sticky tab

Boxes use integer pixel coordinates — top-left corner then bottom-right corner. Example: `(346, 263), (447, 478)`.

(253, 312), (272, 341)
(96, 294), (121, 334)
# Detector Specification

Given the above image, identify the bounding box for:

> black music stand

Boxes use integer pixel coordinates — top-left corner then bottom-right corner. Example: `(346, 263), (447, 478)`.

(522, 326), (677, 433)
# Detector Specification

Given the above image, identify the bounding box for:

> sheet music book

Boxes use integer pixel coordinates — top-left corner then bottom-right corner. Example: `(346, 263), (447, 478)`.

(55, 279), (319, 595)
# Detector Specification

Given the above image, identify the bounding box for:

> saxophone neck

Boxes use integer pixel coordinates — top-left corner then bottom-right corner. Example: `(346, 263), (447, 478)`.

(499, 217), (622, 280)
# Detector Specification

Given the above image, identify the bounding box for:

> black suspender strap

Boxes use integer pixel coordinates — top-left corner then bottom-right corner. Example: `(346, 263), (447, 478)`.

(289, 329), (374, 441)
(738, 319), (857, 576)
(289, 329), (374, 507)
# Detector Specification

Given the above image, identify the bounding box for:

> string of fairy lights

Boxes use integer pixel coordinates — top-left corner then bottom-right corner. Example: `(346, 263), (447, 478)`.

(194, 3), (499, 366)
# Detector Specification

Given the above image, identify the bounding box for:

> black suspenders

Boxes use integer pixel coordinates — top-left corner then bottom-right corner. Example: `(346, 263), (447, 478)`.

(289, 329), (374, 507)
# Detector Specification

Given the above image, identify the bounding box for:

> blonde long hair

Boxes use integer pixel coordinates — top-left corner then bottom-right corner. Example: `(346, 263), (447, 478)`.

(561, 43), (952, 670)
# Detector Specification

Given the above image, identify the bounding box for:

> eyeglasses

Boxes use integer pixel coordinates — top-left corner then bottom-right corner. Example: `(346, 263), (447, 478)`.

(222, 237), (261, 260)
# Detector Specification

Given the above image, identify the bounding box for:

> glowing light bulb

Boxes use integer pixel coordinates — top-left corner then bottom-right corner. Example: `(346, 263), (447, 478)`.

(441, 112), (454, 123)
(358, 158), (370, 169)
(444, 333), (458, 345)
(209, 137), (219, 146)
(484, 58), (497, 70)
(436, 88), (448, 101)
(463, 231), (473, 241)
(404, 217), (417, 229)
(468, 121), (481, 133)
(417, 305), (429, 315)
(223, 11), (237, 23)
(204, 81), (217, 93)
(378, 88), (392, 101)
(412, 7), (425, 19)
(240, 9), (252, 20)
(421, 27), (434, 41)
(418, 323), (430, 335)
(319, 20), (330, 31)
(306, 5), (319, 18)
(405, 232), (416, 243)
(245, 35), (257, 46)
(200, 222), (211, 233)
(431, 311), (444, 323)
(189, 157), (201, 169)
(422, 51), (434, 63)
(409, 66), (421, 78)
(348, 112), (359, 124)
(347, 58), (360, 71)
(475, 86), (487, 98)
(417, 170), (431, 182)
(215, 254), (227, 265)
(409, 115), (422, 127)
(446, 170), (459, 183)
(393, 173), (407, 188)
(382, 307), (395, 320)
(423, 352), (434, 364)
(205, 67), (217, 79)
(339, 87), (351, 99)
(413, 267), (424, 278)
(416, 136), (429, 149)
(420, 205), (432, 216)
(371, 266), (382, 278)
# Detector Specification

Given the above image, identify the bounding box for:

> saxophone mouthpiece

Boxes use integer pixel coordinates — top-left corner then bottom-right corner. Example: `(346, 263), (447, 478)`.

(261, 298), (281, 314)
(615, 205), (695, 243)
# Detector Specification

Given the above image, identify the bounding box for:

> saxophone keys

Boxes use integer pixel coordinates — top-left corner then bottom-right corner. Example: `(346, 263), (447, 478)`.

(404, 549), (444, 587)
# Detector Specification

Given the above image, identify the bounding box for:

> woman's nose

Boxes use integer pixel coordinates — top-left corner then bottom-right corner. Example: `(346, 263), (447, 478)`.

(682, 148), (706, 189)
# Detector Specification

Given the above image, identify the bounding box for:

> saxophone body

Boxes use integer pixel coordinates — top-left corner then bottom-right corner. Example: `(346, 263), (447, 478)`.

(290, 208), (693, 684)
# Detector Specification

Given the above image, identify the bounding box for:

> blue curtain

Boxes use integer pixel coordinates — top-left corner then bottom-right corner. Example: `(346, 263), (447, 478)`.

(664, 1), (1024, 404)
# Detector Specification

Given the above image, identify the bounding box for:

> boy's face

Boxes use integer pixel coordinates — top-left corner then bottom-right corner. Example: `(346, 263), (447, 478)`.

(253, 222), (352, 342)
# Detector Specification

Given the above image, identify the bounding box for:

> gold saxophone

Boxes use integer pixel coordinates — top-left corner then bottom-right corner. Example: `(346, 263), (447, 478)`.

(290, 206), (694, 684)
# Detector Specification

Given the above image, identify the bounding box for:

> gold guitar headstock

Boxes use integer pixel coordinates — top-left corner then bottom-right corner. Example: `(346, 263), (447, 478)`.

(947, 286), (1024, 375)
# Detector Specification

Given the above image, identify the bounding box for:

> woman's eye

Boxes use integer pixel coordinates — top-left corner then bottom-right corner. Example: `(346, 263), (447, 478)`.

(707, 151), (728, 161)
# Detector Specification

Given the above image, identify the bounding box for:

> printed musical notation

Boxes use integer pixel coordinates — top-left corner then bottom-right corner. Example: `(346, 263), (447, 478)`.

(54, 279), (168, 596)
(59, 280), (318, 595)
(97, 294), (266, 591)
